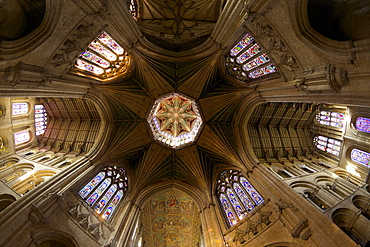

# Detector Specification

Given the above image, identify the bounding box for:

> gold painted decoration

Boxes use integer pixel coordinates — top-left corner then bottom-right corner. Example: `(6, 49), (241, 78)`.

(147, 92), (203, 149)
(141, 190), (201, 247)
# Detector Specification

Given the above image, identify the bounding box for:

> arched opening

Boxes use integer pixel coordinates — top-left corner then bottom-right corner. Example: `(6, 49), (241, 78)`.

(0, 194), (16, 212)
(307, 0), (370, 41)
(36, 241), (67, 247)
(0, 0), (46, 41)
(353, 195), (370, 221)
(332, 208), (369, 246)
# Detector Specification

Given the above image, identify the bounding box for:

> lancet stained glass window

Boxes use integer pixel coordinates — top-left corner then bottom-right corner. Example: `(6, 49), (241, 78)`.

(12, 103), (28, 115)
(74, 31), (130, 80)
(313, 135), (342, 156)
(78, 166), (128, 220)
(34, 105), (47, 136)
(217, 170), (264, 226)
(356, 117), (370, 133)
(351, 149), (370, 168)
(225, 33), (277, 82)
(316, 110), (345, 129)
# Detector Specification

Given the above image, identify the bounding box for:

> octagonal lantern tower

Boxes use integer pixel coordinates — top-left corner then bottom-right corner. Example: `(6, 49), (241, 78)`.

(147, 92), (203, 149)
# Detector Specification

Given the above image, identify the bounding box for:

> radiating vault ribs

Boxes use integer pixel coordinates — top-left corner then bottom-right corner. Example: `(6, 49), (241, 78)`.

(147, 92), (203, 149)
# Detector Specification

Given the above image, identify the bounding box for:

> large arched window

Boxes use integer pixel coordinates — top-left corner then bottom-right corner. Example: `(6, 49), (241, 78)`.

(73, 31), (130, 80)
(34, 105), (47, 136)
(14, 130), (30, 145)
(78, 166), (128, 220)
(313, 135), (342, 156)
(12, 102), (29, 116)
(225, 33), (277, 82)
(316, 110), (345, 129)
(217, 170), (264, 226)
(355, 117), (370, 134)
(351, 149), (370, 168)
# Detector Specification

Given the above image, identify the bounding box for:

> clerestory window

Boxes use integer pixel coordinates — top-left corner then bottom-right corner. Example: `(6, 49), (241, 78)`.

(313, 135), (342, 156)
(73, 31), (130, 80)
(225, 33), (277, 82)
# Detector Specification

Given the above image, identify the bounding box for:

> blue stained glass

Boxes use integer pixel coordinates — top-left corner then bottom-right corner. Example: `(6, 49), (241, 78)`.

(226, 188), (244, 218)
(242, 54), (270, 71)
(85, 178), (111, 205)
(233, 183), (254, 212)
(102, 190), (123, 220)
(79, 172), (105, 198)
(236, 43), (262, 64)
(230, 34), (254, 57)
(95, 184), (117, 214)
(351, 148), (370, 168)
(219, 193), (237, 226)
(248, 64), (277, 79)
(356, 117), (370, 133)
(240, 177), (264, 205)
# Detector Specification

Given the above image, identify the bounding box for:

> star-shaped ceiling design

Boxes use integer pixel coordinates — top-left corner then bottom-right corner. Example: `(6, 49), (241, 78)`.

(147, 92), (203, 149)
(81, 0), (260, 203)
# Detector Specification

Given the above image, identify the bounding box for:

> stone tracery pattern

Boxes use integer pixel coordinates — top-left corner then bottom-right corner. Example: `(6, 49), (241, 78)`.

(78, 166), (128, 221)
(217, 170), (264, 226)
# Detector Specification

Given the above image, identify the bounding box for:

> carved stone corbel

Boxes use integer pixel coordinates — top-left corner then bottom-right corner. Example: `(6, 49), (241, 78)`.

(3, 62), (51, 88)
(232, 226), (246, 245)
(295, 64), (348, 93)
(274, 199), (311, 240)
(29, 205), (46, 224)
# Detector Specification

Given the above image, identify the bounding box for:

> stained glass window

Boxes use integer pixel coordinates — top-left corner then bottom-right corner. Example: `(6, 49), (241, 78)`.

(217, 170), (264, 227)
(225, 33), (277, 82)
(316, 110), (345, 129)
(34, 105), (47, 136)
(356, 117), (370, 133)
(351, 149), (370, 168)
(129, 0), (137, 19)
(78, 166), (128, 221)
(12, 103), (28, 115)
(14, 130), (30, 145)
(74, 31), (130, 80)
(313, 135), (342, 156)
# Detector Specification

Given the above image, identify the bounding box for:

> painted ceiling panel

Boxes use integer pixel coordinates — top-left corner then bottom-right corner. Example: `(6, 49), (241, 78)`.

(141, 190), (201, 247)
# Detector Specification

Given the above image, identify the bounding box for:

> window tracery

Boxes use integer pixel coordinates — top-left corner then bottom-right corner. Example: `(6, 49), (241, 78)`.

(78, 166), (128, 220)
(12, 102), (28, 115)
(217, 170), (264, 226)
(316, 110), (345, 129)
(225, 33), (277, 82)
(313, 135), (342, 156)
(351, 148), (370, 168)
(34, 105), (47, 136)
(355, 117), (370, 133)
(74, 31), (130, 80)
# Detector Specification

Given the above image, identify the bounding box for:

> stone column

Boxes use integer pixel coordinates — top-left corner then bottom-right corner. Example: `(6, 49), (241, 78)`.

(200, 204), (226, 247)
